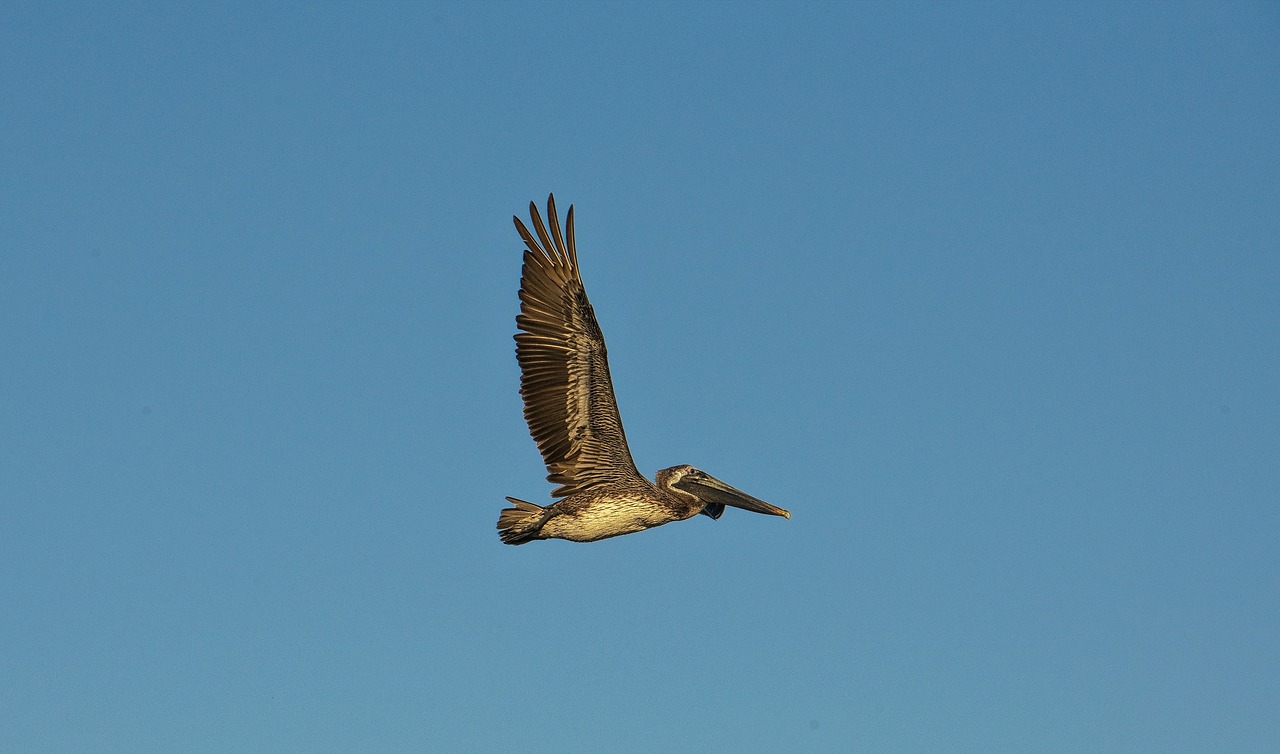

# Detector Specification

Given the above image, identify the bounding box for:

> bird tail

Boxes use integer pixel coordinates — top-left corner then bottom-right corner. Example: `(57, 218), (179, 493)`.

(497, 497), (547, 545)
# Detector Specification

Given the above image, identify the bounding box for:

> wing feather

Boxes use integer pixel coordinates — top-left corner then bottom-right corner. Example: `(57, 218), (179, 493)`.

(513, 195), (642, 497)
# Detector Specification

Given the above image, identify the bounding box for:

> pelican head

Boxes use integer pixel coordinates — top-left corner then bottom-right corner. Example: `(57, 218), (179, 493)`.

(657, 464), (791, 521)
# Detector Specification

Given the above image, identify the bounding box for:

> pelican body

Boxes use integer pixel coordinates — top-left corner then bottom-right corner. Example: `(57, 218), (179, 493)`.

(497, 195), (790, 545)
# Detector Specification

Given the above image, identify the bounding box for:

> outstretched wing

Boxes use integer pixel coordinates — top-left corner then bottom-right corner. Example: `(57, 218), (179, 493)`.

(513, 194), (642, 498)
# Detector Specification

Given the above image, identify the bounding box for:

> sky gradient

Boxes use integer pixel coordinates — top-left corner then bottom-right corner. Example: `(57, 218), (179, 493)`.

(3, 2), (1278, 752)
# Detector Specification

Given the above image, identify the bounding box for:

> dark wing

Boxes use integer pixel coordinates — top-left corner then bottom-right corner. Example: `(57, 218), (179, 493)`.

(513, 194), (642, 498)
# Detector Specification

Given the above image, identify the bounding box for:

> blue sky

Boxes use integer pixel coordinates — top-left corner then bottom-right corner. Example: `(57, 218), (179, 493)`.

(2, 2), (1277, 751)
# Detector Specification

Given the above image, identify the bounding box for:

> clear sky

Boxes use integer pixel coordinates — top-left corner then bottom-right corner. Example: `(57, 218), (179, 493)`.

(2, 2), (1277, 752)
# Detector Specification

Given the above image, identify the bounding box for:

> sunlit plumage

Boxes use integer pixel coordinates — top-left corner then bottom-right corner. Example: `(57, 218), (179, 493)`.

(498, 195), (790, 545)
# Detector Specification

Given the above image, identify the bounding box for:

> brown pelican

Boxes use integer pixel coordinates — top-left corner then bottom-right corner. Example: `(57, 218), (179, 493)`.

(498, 195), (790, 545)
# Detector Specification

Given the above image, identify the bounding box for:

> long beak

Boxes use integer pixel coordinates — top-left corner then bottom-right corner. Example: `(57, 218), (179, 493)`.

(678, 474), (791, 519)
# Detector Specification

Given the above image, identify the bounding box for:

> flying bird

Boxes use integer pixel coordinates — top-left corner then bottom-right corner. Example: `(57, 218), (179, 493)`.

(498, 195), (790, 544)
